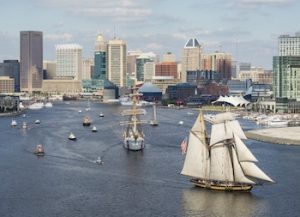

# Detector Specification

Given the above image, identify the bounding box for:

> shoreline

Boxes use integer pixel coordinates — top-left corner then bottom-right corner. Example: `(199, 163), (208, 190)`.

(0, 109), (25, 117)
(245, 127), (300, 146)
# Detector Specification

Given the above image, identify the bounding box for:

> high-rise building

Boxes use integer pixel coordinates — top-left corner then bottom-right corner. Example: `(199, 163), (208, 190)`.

(56, 44), (82, 80)
(181, 38), (202, 82)
(20, 31), (43, 92)
(136, 52), (156, 81)
(163, 52), (176, 62)
(0, 76), (15, 93)
(82, 58), (94, 80)
(278, 32), (300, 56)
(43, 60), (56, 79)
(93, 35), (107, 80)
(107, 39), (127, 87)
(0, 60), (20, 92)
(143, 62), (155, 81)
(155, 62), (178, 79)
(201, 52), (232, 81)
(127, 50), (142, 80)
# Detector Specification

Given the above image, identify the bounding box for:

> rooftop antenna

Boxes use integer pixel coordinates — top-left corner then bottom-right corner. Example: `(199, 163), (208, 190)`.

(113, 25), (116, 39)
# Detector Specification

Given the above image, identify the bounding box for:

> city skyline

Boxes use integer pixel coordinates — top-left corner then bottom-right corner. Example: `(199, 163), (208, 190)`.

(0, 0), (300, 69)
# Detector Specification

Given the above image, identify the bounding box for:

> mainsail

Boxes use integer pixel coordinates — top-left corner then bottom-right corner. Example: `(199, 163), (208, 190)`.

(181, 111), (274, 187)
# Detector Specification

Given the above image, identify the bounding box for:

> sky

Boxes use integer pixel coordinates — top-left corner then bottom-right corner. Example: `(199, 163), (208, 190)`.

(0, 0), (299, 69)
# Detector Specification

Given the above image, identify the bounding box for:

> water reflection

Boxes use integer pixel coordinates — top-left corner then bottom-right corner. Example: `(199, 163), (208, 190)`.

(182, 187), (266, 217)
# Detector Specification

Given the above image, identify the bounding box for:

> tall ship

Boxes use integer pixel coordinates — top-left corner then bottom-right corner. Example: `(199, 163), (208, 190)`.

(181, 111), (274, 191)
(120, 85), (147, 151)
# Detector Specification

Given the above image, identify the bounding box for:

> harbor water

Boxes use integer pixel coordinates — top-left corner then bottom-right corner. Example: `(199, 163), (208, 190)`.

(0, 101), (299, 217)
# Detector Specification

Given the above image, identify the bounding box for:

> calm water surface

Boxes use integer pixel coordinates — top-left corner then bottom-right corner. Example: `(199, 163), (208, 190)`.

(0, 101), (299, 217)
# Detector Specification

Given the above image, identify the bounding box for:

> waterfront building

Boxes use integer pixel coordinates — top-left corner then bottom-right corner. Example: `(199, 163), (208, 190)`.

(138, 82), (162, 101)
(93, 35), (107, 80)
(56, 44), (82, 80)
(20, 31), (43, 92)
(136, 52), (156, 82)
(151, 76), (178, 94)
(227, 79), (252, 96)
(42, 78), (81, 94)
(0, 76), (15, 93)
(43, 60), (56, 79)
(279, 32), (300, 56)
(186, 70), (221, 87)
(82, 58), (94, 80)
(107, 39), (127, 87)
(181, 38), (202, 82)
(0, 60), (20, 92)
(155, 62), (177, 79)
(273, 56), (300, 112)
(166, 83), (197, 102)
(239, 67), (273, 84)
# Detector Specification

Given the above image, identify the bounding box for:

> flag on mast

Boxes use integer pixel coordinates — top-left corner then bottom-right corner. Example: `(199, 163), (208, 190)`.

(180, 137), (188, 155)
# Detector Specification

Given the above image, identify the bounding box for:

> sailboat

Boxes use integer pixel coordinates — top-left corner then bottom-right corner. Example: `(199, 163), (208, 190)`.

(181, 111), (274, 191)
(120, 83), (147, 151)
(149, 102), (158, 126)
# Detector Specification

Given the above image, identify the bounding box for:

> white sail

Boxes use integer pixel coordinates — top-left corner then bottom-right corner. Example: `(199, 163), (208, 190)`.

(210, 123), (233, 146)
(240, 161), (274, 183)
(181, 132), (210, 179)
(234, 134), (258, 162)
(209, 143), (234, 182)
(213, 112), (235, 124)
(227, 120), (247, 139)
(231, 147), (255, 184)
(191, 111), (206, 139)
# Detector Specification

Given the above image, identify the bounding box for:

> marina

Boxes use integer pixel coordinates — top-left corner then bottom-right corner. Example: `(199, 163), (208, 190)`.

(0, 101), (300, 216)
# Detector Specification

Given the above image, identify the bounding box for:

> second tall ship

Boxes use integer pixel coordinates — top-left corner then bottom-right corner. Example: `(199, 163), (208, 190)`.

(120, 85), (147, 151)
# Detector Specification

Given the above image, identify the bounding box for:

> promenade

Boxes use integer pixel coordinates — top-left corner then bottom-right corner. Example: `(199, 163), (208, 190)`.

(246, 126), (300, 145)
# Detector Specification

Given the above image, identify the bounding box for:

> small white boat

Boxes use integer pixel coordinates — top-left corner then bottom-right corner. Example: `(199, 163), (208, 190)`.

(35, 120), (41, 124)
(68, 132), (76, 140)
(178, 121), (184, 125)
(28, 102), (44, 110)
(85, 107), (91, 111)
(22, 114), (26, 118)
(268, 118), (288, 127)
(95, 156), (103, 165)
(78, 110), (82, 113)
(44, 102), (53, 108)
(22, 122), (27, 129)
(11, 120), (17, 127)
(99, 113), (104, 117)
(19, 102), (25, 109)
(92, 126), (97, 132)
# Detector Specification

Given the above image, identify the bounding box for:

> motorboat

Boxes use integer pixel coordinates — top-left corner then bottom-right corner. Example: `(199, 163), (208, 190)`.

(22, 122), (27, 129)
(92, 126), (97, 132)
(44, 102), (53, 108)
(83, 116), (91, 126)
(178, 121), (184, 125)
(22, 114), (26, 118)
(78, 110), (82, 113)
(68, 132), (76, 140)
(96, 156), (103, 165)
(33, 144), (45, 156)
(99, 113), (104, 117)
(28, 102), (44, 110)
(35, 120), (41, 124)
(11, 120), (17, 127)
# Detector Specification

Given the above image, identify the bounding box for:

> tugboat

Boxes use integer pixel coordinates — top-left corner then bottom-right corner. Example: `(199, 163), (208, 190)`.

(33, 144), (45, 156)
(83, 116), (91, 126)
(68, 132), (76, 140)
(92, 126), (97, 132)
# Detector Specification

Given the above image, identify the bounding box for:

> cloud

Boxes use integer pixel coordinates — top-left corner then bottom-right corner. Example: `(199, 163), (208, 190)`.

(234, 0), (296, 8)
(35, 0), (152, 22)
(45, 33), (73, 42)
